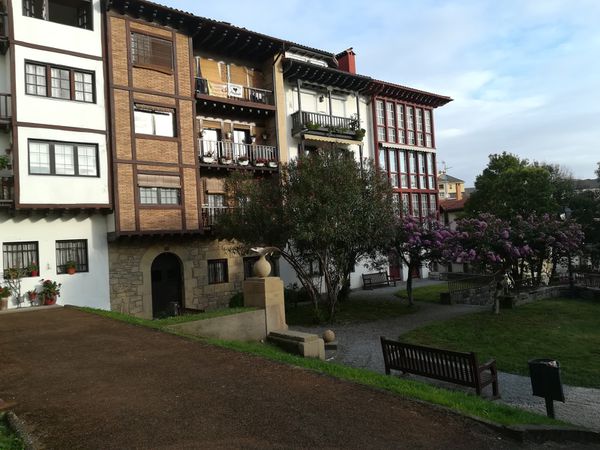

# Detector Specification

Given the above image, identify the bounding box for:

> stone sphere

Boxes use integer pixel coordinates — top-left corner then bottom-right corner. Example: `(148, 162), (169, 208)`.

(322, 329), (335, 343)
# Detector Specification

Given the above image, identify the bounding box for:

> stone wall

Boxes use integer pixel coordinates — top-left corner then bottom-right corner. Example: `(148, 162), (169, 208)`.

(108, 237), (244, 318)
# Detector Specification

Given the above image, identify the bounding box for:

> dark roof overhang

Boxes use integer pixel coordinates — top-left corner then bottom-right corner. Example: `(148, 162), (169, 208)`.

(282, 58), (372, 93)
(366, 80), (453, 108)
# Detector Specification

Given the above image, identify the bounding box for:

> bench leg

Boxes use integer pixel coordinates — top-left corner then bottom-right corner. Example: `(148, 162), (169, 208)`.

(492, 378), (500, 398)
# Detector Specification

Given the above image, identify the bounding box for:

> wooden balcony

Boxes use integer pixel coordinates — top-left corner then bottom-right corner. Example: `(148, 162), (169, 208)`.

(0, 93), (11, 130)
(198, 139), (279, 171)
(291, 111), (362, 141)
(0, 176), (14, 207)
(195, 77), (274, 108)
(201, 205), (231, 230)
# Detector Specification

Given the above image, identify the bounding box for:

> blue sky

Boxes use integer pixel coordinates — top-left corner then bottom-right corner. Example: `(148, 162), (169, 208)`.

(170, 0), (600, 185)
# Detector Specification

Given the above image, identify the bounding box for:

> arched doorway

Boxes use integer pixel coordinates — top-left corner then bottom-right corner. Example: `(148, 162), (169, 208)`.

(151, 252), (183, 318)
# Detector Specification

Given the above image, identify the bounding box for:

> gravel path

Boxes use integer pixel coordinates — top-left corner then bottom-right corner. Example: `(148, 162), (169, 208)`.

(292, 282), (600, 432)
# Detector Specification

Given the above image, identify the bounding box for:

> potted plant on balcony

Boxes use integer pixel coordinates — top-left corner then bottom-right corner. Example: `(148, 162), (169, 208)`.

(237, 155), (249, 166)
(267, 159), (278, 168)
(201, 151), (215, 164)
(354, 128), (366, 141)
(65, 260), (77, 275)
(40, 279), (61, 305)
(26, 289), (38, 306)
(250, 135), (257, 144)
(219, 155), (233, 165)
(0, 155), (10, 171)
(254, 158), (267, 168)
(27, 261), (39, 277)
(0, 285), (10, 311)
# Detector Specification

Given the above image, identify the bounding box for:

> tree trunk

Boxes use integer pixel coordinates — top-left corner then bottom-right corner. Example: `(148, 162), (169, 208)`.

(406, 269), (414, 306)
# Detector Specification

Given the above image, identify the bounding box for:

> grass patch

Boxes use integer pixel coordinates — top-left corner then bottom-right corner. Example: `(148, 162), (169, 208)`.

(396, 283), (448, 303)
(286, 298), (417, 326)
(79, 307), (255, 329)
(80, 307), (561, 427)
(402, 298), (600, 388)
(0, 415), (24, 450)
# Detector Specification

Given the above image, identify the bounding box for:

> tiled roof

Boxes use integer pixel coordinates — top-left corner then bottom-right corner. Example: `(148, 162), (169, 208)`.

(439, 198), (467, 212)
(437, 173), (464, 183)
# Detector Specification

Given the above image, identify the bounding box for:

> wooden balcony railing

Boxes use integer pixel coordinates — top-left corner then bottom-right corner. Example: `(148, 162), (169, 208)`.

(199, 139), (278, 167)
(195, 77), (273, 105)
(291, 110), (360, 139)
(0, 93), (11, 122)
(0, 176), (14, 206)
(201, 205), (231, 229)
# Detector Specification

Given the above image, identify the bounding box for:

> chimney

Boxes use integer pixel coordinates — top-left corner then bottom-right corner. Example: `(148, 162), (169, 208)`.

(336, 48), (356, 74)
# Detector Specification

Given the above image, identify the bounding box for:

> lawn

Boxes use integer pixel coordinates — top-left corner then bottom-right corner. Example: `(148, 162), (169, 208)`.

(396, 283), (448, 303)
(286, 298), (417, 326)
(0, 415), (23, 450)
(80, 307), (561, 427)
(401, 298), (600, 388)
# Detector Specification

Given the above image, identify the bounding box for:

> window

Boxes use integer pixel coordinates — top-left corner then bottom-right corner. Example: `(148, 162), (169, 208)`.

(23, 0), (93, 30)
(429, 194), (437, 216)
(25, 62), (95, 103)
(409, 152), (417, 188)
(2, 242), (39, 277)
(411, 193), (419, 217)
(134, 105), (176, 137)
(398, 150), (408, 189)
(407, 107), (414, 130)
(378, 150), (387, 171)
(376, 100), (386, 142)
(424, 110), (433, 148)
(56, 239), (88, 274)
(208, 259), (228, 284)
(25, 63), (47, 96)
(421, 195), (428, 217)
(388, 150), (398, 188)
(377, 127), (386, 142)
(307, 259), (323, 277)
(401, 193), (409, 215)
(139, 187), (180, 205)
(131, 32), (173, 72)
(28, 140), (98, 176)
(427, 153), (435, 189)
(386, 102), (395, 126)
(418, 153), (427, 189)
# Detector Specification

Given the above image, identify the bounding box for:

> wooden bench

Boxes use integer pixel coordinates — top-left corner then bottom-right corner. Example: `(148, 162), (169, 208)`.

(380, 337), (499, 397)
(362, 272), (397, 290)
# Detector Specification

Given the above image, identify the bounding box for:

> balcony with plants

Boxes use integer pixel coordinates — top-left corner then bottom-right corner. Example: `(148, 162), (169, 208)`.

(291, 111), (365, 142)
(0, 92), (11, 129)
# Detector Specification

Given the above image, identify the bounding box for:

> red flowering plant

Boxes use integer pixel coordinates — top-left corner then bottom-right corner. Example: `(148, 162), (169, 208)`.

(40, 279), (61, 301)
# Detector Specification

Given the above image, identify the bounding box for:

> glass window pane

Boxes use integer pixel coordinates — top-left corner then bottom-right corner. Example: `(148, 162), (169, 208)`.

(153, 112), (174, 137)
(77, 145), (98, 176)
(29, 142), (51, 174)
(54, 144), (75, 175)
(140, 187), (158, 204)
(134, 110), (155, 135)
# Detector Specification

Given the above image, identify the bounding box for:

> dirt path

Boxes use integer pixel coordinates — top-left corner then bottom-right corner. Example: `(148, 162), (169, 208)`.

(0, 307), (528, 449)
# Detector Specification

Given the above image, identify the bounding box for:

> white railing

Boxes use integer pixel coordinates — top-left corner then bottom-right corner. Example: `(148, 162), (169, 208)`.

(198, 139), (277, 164)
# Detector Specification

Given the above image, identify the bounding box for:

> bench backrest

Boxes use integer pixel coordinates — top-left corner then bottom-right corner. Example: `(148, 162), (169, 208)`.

(381, 337), (479, 387)
(363, 272), (388, 283)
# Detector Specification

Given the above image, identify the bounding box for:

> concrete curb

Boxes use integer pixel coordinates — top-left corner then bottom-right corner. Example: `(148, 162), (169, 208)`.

(5, 411), (42, 450)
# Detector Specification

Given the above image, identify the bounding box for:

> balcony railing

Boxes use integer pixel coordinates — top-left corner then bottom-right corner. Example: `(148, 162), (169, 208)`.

(201, 205), (231, 229)
(0, 176), (14, 205)
(291, 110), (361, 139)
(195, 77), (273, 105)
(199, 139), (278, 167)
(0, 93), (11, 122)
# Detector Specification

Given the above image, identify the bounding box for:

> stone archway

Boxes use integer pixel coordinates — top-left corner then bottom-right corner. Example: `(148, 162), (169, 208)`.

(150, 252), (183, 318)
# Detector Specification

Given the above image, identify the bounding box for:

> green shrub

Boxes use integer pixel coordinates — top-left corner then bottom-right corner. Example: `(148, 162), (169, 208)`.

(229, 292), (244, 308)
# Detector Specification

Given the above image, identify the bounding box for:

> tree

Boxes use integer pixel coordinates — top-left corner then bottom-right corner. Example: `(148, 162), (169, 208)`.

(389, 215), (453, 306)
(569, 190), (600, 269)
(466, 152), (572, 219)
(596, 162), (600, 181)
(216, 150), (395, 322)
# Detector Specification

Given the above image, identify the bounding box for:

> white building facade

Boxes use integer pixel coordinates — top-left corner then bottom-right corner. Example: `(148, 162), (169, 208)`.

(0, 0), (110, 309)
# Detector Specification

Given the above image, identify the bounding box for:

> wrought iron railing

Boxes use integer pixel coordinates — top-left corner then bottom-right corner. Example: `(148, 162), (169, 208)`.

(195, 77), (273, 105)
(201, 205), (231, 229)
(447, 273), (496, 294)
(0, 176), (14, 205)
(198, 139), (278, 166)
(0, 93), (11, 121)
(291, 110), (359, 137)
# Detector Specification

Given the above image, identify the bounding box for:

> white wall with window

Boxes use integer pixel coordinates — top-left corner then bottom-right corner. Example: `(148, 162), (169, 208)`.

(17, 127), (109, 205)
(14, 46), (106, 130)
(0, 213), (110, 309)
(12, 0), (102, 57)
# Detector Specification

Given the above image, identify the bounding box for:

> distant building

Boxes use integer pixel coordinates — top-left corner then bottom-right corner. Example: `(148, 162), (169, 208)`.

(573, 179), (600, 193)
(437, 172), (465, 200)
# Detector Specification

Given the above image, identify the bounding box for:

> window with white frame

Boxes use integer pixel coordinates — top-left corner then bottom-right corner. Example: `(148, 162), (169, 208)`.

(418, 153), (427, 189)
(427, 153), (435, 189)
(409, 152), (417, 188)
(28, 140), (98, 176)
(134, 105), (176, 137)
(411, 193), (419, 217)
(388, 150), (398, 188)
(399, 150), (408, 188)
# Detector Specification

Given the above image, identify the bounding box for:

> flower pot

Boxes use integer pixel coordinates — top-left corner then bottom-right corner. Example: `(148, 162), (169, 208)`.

(44, 295), (57, 306)
(219, 158), (233, 165)
(238, 159), (249, 166)
(267, 161), (278, 168)
(254, 162), (265, 167)
(30, 270), (39, 277)
(0, 297), (8, 311)
(67, 267), (76, 275)
(201, 156), (215, 164)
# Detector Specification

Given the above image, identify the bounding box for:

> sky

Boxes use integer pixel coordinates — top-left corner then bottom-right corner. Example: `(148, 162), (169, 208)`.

(170, 0), (600, 186)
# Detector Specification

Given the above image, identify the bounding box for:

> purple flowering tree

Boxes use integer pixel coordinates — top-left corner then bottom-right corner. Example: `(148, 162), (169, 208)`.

(390, 215), (454, 306)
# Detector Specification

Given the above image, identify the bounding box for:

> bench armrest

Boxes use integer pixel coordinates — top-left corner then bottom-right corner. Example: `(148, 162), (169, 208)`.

(479, 359), (497, 373)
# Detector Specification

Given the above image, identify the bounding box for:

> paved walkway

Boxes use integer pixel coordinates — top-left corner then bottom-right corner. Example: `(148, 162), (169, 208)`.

(1, 307), (532, 449)
(292, 283), (600, 431)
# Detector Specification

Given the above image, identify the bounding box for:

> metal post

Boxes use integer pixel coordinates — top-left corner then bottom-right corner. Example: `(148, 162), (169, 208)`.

(545, 396), (555, 418)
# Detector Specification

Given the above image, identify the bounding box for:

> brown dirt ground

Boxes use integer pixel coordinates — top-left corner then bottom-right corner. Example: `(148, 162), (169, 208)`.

(0, 308), (543, 449)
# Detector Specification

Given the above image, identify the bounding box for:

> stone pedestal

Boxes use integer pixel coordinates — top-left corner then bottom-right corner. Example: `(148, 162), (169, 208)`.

(243, 277), (287, 334)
